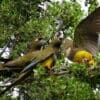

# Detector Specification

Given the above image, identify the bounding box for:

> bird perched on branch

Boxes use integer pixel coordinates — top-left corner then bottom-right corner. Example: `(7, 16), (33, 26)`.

(3, 37), (61, 69)
(0, 36), (63, 96)
(63, 7), (100, 66)
(0, 36), (46, 77)
(0, 37), (46, 71)
(0, 36), (46, 62)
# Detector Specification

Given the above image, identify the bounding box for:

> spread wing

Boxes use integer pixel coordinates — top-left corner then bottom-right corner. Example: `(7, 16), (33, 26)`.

(74, 7), (100, 55)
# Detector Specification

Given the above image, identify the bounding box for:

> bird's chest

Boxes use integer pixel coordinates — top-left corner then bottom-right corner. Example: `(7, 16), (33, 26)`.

(41, 57), (54, 69)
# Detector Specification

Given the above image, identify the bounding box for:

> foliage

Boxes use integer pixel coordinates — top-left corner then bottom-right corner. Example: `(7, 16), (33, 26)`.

(0, 0), (99, 100)
(0, 0), (83, 58)
(85, 0), (98, 13)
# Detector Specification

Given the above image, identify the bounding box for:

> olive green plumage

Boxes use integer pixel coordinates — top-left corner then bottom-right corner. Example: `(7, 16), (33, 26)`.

(3, 38), (61, 69)
(27, 37), (46, 52)
(0, 37), (46, 71)
(0, 38), (62, 96)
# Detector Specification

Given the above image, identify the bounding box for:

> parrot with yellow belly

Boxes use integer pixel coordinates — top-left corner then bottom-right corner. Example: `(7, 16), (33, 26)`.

(0, 37), (62, 96)
(62, 7), (100, 66)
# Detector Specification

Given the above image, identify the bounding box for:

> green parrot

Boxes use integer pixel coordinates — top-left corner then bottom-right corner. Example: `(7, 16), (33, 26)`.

(0, 37), (62, 96)
(0, 37), (46, 72)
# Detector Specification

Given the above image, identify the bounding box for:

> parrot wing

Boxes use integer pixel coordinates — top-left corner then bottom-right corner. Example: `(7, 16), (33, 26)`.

(0, 38), (62, 95)
(74, 7), (100, 55)
(0, 52), (54, 96)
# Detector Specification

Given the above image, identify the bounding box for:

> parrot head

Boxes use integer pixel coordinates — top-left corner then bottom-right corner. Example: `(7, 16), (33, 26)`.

(73, 50), (95, 66)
